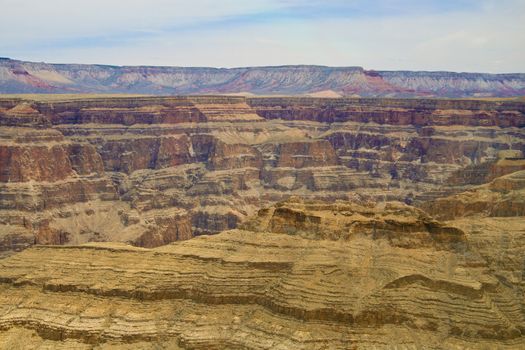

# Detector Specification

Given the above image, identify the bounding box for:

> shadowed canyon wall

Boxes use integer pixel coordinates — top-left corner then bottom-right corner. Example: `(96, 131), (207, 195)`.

(1, 95), (525, 348)
(1, 95), (524, 254)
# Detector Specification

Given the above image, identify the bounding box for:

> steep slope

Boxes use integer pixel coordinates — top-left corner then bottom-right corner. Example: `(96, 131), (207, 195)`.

(1, 95), (524, 255)
(423, 170), (525, 340)
(0, 197), (524, 349)
(1, 58), (525, 97)
(423, 169), (525, 220)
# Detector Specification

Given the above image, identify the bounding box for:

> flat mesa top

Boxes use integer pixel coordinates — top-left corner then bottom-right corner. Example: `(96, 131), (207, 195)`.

(0, 94), (150, 101)
(0, 93), (524, 102)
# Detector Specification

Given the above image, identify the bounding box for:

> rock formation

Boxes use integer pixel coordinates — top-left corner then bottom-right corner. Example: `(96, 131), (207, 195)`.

(242, 196), (465, 249)
(423, 169), (525, 220)
(1, 57), (525, 97)
(1, 93), (525, 348)
(1, 95), (524, 254)
(424, 169), (525, 349)
(0, 195), (524, 348)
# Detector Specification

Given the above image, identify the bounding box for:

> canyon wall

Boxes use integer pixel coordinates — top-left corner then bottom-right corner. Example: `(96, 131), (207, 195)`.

(0, 195), (524, 348)
(2, 58), (525, 97)
(1, 94), (525, 348)
(0, 95), (524, 253)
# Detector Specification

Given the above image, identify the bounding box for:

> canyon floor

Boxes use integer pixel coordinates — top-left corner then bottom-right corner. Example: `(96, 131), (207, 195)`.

(0, 95), (524, 348)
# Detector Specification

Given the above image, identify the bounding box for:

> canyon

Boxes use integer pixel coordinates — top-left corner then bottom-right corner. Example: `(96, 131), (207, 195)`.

(2, 58), (525, 97)
(1, 95), (524, 254)
(0, 94), (524, 348)
(0, 189), (524, 348)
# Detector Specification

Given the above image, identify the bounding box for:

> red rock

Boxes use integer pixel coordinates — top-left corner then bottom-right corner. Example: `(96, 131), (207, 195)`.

(0, 144), (74, 182)
(277, 140), (337, 168)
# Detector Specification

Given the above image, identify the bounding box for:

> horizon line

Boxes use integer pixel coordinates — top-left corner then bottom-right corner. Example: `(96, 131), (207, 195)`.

(2, 57), (525, 75)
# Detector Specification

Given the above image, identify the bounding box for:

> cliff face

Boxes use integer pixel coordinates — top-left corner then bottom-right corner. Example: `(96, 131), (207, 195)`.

(0, 95), (524, 253)
(1, 58), (525, 97)
(1, 91), (525, 347)
(423, 169), (525, 220)
(243, 197), (465, 249)
(0, 196), (523, 348)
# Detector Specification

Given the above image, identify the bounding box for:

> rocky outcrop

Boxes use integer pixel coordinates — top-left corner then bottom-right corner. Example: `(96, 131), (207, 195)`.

(243, 197), (466, 249)
(423, 170), (525, 220)
(420, 170), (525, 341)
(0, 112), (195, 249)
(250, 97), (525, 127)
(1, 58), (525, 97)
(0, 197), (523, 348)
(0, 95), (524, 254)
(275, 140), (338, 168)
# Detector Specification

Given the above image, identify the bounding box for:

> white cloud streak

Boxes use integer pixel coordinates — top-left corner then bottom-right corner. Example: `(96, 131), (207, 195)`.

(0, 0), (524, 72)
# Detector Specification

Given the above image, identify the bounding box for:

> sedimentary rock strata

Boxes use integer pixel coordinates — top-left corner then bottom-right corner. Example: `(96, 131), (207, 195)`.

(1, 105), (525, 348)
(0, 197), (523, 348)
(2, 58), (525, 97)
(0, 95), (524, 253)
(243, 196), (466, 249)
(423, 169), (525, 220)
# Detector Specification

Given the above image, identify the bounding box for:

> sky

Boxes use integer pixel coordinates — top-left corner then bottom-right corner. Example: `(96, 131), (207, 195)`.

(0, 0), (524, 72)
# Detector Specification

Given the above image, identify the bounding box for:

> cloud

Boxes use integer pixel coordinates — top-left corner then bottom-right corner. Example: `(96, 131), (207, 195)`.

(1, 0), (524, 72)
(0, 0), (278, 41)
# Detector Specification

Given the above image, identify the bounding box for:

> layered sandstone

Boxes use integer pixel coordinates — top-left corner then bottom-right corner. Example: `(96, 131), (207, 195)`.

(423, 170), (525, 346)
(0, 197), (523, 348)
(423, 170), (525, 220)
(2, 58), (525, 97)
(243, 197), (465, 249)
(0, 95), (524, 253)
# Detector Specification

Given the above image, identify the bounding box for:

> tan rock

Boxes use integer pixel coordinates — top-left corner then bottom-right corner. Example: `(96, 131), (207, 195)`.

(423, 170), (525, 220)
(0, 95), (524, 255)
(0, 198), (523, 348)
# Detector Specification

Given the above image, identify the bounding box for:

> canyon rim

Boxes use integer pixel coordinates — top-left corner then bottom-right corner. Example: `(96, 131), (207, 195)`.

(0, 92), (524, 349)
(1, 0), (525, 349)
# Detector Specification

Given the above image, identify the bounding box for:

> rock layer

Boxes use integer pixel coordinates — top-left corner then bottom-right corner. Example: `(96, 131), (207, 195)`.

(1, 58), (525, 97)
(0, 197), (524, 348)
(423, 169), (525, 220)
(1, 95), (524, 252)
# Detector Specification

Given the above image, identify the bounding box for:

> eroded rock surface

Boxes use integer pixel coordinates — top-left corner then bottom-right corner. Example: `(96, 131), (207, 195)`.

(423, 169), (525, 220)
(243, 197), (466, 249)
(2, 58), (525, 97)
(0, 95), (524, 252)
(0, 196), (524, 349)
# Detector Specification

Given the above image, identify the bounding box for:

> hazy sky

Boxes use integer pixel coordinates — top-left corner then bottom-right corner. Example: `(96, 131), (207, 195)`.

(1, 0), (524, 72)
